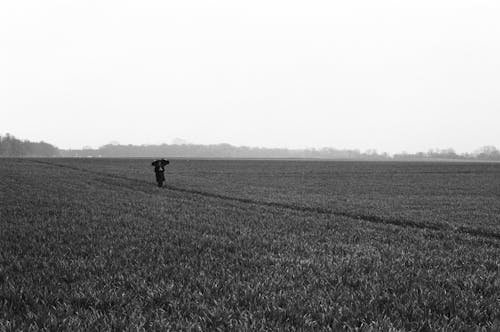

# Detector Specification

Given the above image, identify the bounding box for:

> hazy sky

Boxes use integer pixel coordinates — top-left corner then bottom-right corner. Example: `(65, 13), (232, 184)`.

(1, 0), (499, 153)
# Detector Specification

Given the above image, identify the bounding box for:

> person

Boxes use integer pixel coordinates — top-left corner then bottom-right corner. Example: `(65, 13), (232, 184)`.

(151, 159), (169, 187)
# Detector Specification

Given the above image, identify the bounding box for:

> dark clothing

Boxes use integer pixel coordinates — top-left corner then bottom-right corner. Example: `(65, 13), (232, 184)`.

(152, 159), (169, 187)
(155, 166), (165, 182)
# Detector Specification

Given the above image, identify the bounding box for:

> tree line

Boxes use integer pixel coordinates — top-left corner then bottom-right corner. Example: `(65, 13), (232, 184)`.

(2, 133), (500, 161)
(61, 143), (389, 160)
(393, 146), (500, 161)
(62, 142), (500, 161)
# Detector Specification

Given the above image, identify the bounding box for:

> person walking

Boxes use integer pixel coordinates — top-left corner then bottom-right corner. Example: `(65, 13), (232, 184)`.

(151, 159), (169, 187)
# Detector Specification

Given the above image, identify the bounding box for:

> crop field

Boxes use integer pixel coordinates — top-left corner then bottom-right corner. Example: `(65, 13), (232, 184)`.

(1, 158), (500, 331)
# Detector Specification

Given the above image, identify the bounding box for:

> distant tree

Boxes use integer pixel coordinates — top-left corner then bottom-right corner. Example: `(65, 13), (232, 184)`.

(0, 134), (59, 157)
(475, 146), (500, 161)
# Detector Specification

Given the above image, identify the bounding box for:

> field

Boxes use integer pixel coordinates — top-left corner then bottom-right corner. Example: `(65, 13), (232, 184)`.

(1, 158), (500, 331)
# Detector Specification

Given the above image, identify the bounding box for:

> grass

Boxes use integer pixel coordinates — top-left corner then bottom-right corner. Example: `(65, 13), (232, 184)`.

(1, 158), (500, 331)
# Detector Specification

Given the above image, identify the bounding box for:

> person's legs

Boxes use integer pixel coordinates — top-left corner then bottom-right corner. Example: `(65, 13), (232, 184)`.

(155, 171), (164, 187)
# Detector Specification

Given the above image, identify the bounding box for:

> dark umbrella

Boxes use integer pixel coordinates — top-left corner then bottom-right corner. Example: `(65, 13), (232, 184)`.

(152, 159), (170, 167)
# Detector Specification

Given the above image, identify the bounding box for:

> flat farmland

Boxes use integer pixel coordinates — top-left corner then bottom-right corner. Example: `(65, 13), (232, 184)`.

(1, 158), (500, 331)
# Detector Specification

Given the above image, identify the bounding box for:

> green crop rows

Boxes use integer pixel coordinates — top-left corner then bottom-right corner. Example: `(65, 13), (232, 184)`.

(1, 159), (499, 331)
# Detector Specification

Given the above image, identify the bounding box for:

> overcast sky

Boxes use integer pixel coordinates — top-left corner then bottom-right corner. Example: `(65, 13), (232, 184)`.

(1, 0), (499, 153)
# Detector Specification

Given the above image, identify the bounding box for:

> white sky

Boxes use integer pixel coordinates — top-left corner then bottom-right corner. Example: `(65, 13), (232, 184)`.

(1, 0), (499, 153)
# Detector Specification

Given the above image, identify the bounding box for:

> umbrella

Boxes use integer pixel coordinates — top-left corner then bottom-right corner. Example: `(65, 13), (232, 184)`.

(152, 159), (170, 167)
